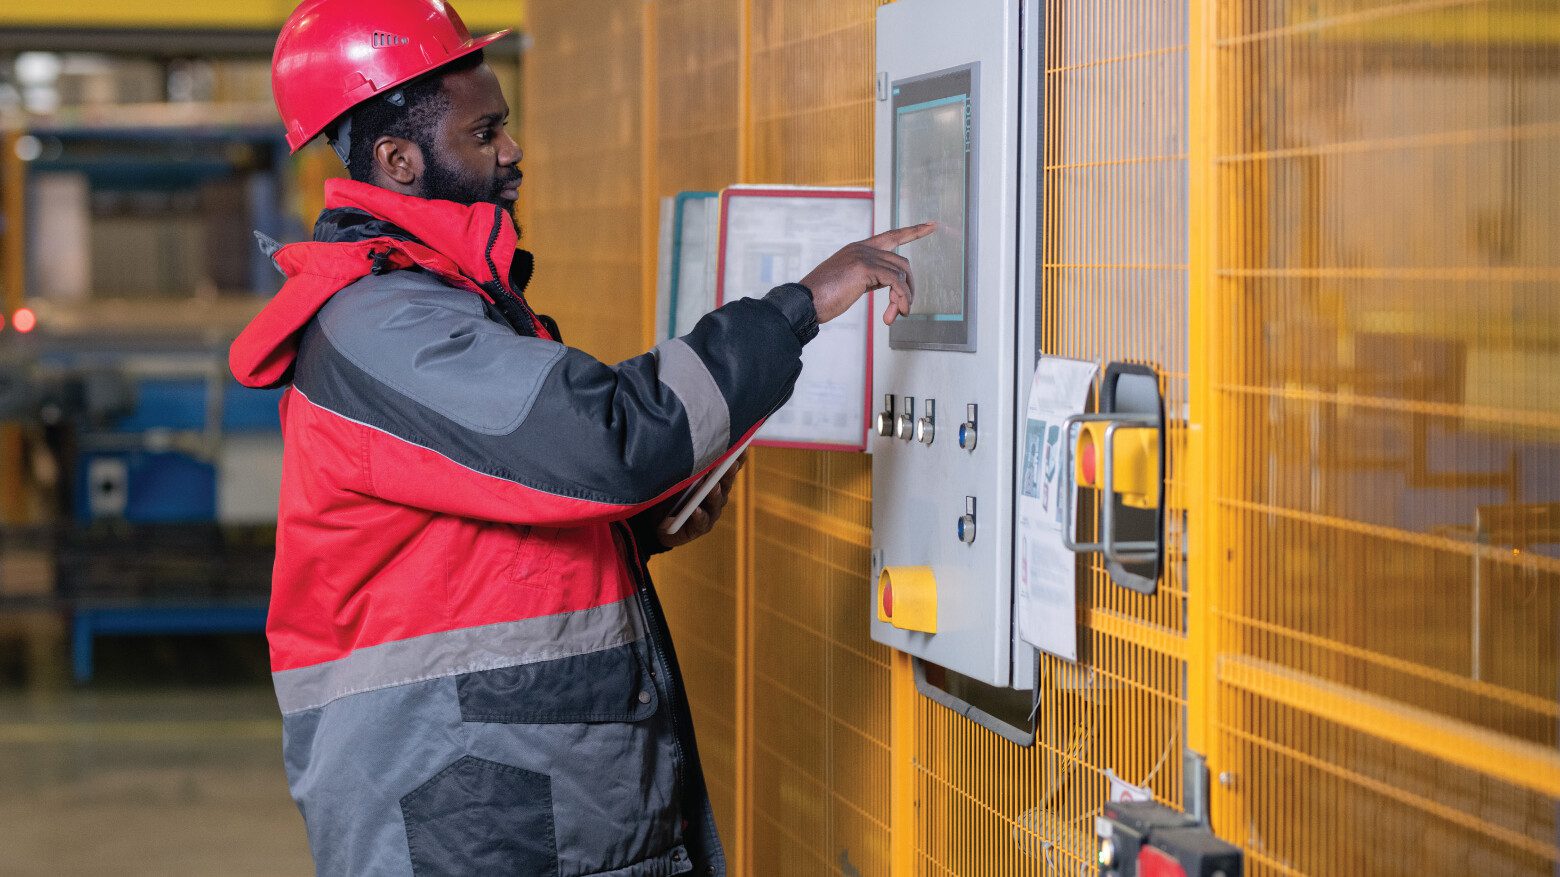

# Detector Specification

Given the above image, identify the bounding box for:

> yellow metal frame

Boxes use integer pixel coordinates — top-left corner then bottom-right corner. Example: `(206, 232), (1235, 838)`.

(0, 1), (524, 32)
(1186, 0), (1220, 800)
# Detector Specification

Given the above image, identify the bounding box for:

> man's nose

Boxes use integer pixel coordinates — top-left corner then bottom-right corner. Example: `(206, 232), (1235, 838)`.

(497, 132), (522, 167)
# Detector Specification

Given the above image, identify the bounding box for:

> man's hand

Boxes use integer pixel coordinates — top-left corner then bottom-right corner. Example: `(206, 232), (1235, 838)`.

(656, 453), (747, 549)
(800, 222), (937, 326)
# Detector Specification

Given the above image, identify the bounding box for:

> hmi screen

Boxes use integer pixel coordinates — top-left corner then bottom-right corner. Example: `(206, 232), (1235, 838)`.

(890, 64), (976, 350)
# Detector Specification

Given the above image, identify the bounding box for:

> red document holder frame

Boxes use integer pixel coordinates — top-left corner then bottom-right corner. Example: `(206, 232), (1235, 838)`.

(714, 185), (874, 452)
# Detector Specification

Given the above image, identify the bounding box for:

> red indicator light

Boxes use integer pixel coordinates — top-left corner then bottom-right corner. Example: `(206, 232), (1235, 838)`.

(12, 308), (36, 334)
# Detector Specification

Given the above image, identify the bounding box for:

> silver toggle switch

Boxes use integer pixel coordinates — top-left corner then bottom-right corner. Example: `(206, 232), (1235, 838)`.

(896, 396), (915, 442)
(875, 394), (896, 437)
(957, 496), (977, 544)
(958, 403), (978, 451)
(916, 399), (936, 445)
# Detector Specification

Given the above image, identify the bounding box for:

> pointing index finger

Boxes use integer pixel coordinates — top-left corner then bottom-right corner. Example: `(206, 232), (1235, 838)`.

(864, 221), (937, 251)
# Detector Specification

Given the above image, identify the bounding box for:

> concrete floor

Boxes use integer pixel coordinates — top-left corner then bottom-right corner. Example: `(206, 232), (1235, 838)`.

(0, 687), (313, 875)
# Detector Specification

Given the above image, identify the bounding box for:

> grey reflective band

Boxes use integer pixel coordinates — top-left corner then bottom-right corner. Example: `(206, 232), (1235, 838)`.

(272, 598), (643, 714)
(654, 338), (732, 472)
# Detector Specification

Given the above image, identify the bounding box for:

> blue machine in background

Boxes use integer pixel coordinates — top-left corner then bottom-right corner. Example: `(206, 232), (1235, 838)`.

(8, 122), (300, 681)
(43, 345), (286, 681)
(72, 375), (284, 524)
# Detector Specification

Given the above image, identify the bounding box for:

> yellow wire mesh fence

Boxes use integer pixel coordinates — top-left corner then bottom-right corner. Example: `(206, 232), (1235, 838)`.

(521, 0), (1560, 873)
(1205, 1), (1560, 873)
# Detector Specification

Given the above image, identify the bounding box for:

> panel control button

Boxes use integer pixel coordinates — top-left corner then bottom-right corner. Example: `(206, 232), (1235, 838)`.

(875, 394), (897, 437)
(958, 403), (978, 451)
(957, 496), (976, 544)
(916, 399), (936, 445)
(895, 396), (916, 441)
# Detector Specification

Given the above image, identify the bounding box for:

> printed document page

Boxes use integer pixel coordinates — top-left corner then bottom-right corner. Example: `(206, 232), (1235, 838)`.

(720, 188), (872, 449)
(1016, 356), (1098, 661)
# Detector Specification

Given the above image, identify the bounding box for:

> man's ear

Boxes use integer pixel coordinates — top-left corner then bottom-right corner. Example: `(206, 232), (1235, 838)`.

(372, 136), (424, 189)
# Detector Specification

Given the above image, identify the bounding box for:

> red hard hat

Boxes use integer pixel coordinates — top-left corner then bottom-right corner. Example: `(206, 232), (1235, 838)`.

(271, 0), (511, 153)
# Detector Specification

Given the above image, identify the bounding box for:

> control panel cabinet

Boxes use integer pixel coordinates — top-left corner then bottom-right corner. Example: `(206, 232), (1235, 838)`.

(871, 0), (1024, 688)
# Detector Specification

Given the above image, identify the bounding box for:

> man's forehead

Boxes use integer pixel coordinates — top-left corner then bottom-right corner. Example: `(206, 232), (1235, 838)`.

(443, 64), (509, 120)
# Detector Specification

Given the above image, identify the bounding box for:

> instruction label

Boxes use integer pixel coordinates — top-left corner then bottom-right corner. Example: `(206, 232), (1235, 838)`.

(1016, 355), (1097, 661)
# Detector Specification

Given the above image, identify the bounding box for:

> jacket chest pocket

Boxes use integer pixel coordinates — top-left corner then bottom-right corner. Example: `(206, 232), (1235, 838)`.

(455, 641), (659, 724)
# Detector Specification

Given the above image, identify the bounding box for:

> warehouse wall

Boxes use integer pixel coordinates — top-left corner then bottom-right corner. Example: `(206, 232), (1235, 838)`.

(522, 1), (1560, 874)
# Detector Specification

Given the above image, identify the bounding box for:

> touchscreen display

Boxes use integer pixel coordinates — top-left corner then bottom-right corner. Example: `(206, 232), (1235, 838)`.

(890, 66), (976, 350)
(895, 96), (969, 317)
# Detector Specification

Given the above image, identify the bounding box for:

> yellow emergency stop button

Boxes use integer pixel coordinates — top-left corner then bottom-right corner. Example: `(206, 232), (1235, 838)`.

(1074, 422), (1160, 510)
(877, 566), (937, 633)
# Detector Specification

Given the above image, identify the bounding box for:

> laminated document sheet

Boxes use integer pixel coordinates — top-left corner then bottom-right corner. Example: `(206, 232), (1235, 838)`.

(1015, 356), (1098, 661)
(654, 197), (676, 342)
(676, 193), (721, 338)
(716, 186), (874, 451)
(654, 191), (721, 342)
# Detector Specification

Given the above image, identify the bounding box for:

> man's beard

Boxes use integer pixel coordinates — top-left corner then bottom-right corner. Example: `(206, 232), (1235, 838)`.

(421, 151), (521, 217)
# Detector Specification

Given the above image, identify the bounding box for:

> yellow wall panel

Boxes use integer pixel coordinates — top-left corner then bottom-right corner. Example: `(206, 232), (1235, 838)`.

(521, 0), (644, 364)
(748, 0), (878, 187)
(642, 0), (745, 852)
(0, 0), (522, 32)
(749, 447), (887, 876)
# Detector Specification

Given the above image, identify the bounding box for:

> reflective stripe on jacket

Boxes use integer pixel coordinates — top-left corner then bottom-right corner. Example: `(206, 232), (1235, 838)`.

(231, 179), (816, 876)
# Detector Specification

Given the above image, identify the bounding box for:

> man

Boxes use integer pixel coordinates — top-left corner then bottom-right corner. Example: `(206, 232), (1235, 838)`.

(233, 1), (931, 874)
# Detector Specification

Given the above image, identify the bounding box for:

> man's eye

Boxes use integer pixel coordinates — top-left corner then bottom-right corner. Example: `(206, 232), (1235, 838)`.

(476, 130), (493, 143)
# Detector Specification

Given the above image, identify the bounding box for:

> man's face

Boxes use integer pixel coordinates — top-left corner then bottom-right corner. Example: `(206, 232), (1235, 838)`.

(418, 63), (522, 214)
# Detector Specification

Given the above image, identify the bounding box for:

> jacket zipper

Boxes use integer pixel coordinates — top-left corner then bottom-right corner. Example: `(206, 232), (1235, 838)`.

(484, 204), (549, 339)
(616, 523), (689, 793)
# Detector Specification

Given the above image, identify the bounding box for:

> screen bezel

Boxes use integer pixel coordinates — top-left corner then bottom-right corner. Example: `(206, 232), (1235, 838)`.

(889, 62), (979, 352)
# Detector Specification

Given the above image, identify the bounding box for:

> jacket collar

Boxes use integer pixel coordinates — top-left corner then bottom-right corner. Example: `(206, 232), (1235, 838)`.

(321, 178), (532, 296)
(229, 181), (542, 390)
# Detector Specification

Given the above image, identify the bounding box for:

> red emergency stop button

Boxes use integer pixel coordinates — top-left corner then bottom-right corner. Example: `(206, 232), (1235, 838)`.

(1080, 436), (1097, 485)
(881, 577), (893, 617)
(1138, 845), (1187, 877)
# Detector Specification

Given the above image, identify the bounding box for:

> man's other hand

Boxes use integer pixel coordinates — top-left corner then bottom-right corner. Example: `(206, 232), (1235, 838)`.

(800, 222), (936, 326)
(656, 453), (747, 549)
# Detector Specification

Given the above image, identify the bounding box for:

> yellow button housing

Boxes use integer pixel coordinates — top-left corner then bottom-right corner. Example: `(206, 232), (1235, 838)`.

(1074, 422), (1160, 510)
(877, 566), (937, 633)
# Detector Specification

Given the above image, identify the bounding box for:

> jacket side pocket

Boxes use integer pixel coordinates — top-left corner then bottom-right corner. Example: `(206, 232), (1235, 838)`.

(401, 755), (558, 877)
(456, 641), (658, 724)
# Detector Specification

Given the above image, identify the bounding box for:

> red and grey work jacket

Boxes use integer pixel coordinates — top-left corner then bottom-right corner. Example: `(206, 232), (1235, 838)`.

(230, 179), (815, 877)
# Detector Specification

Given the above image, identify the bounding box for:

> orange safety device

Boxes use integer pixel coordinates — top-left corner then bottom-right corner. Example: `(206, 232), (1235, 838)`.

(1074, 420), (1160, 510)
(877, 566), (938, 634)
(270, 0), (511, 153)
